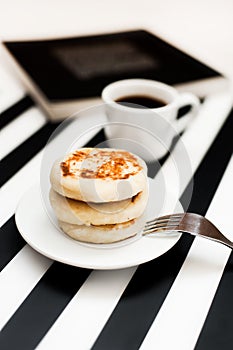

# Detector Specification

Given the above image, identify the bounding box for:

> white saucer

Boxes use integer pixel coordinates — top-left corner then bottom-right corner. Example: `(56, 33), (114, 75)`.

(15, 179), (183, 270)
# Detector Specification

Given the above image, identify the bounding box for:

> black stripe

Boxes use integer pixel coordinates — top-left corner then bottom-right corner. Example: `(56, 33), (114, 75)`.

(195, 253), (233, 350)
(84, 128), (106, 147)
(0, 96), (34, 130)
(0, 217), (26, 272)
(0, 126), (161, 278)
(0, 128), (108, 349)
(0, 263), (91, 350)
(92, 110), (233, 350)
(194, 132), (233, 348)
(0, 128), (107, 272)
(181, 112), (233, 213)
(0, 119), (109, 188)
(0, 110), (231, 349)
(0, 122), (59, 187)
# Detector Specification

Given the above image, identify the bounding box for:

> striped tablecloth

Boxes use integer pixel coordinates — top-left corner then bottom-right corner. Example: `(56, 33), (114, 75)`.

(0, 65), (233, 350)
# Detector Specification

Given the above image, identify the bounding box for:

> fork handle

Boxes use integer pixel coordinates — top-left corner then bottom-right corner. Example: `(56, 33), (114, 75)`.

(173, 213), (233, 249)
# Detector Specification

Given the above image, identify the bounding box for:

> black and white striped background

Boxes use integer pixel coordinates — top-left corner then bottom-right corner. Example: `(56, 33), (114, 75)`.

(0, 69), (233, 350)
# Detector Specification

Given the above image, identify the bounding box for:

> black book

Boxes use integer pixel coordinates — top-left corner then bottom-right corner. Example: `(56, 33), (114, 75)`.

(2, 30), (227, 120)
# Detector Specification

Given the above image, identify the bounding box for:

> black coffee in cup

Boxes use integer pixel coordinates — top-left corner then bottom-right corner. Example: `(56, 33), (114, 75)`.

(115, 95), (166, 109)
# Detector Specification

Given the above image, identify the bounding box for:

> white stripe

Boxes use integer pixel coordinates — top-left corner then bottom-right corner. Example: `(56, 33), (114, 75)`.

(0, 91), (231, 337)
(162, 90), (233, 199)
(0, 115), (101, 228)
(0, 63), (24, 113)
(37, 267), (137, 350)
(0, 91), (231, 230)
(33, 91), (233, 350)
(0, 117), (103, 329)
(0, 245), (52, 331)
(0, 107), (46, 159)
(0, 152), (43, 227)
(140, 156), (233, 350)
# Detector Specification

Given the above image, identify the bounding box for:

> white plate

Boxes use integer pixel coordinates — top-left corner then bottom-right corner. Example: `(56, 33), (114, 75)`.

(15, 179), (183, 270)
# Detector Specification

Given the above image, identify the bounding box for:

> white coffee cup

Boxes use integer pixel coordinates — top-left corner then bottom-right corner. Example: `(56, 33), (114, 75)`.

(102, 79), (199, 161)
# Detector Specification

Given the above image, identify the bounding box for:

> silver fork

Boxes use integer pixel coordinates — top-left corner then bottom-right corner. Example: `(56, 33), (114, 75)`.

(143, 212), (233, 249)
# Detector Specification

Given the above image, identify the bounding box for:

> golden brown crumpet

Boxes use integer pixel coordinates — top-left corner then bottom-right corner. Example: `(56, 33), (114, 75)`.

(58, 215), (146, 244)
(50, 148), (148, 202)
(49, 187), (148, 226)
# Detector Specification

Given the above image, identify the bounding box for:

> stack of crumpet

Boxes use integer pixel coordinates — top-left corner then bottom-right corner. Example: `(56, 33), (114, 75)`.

(49, 148), (148, 244)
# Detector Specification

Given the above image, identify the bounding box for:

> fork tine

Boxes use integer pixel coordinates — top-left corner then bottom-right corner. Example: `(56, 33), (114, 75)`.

(144, 224), (179, 234)
(143, 224), (179, 235)
(145, 213), (183, 225)
(144, 221), (179, 232)
(143, 213), (183, 236)
(145, 214), (183, 229)
(144, 217), (181, 228)
(144, 221), (180, 232)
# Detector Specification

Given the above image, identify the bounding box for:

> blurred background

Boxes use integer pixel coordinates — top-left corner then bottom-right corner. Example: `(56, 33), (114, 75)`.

(1, 0), (233, 81)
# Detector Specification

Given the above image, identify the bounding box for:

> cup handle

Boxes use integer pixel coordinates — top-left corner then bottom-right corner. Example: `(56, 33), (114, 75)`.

(174, 92), (200, 133)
